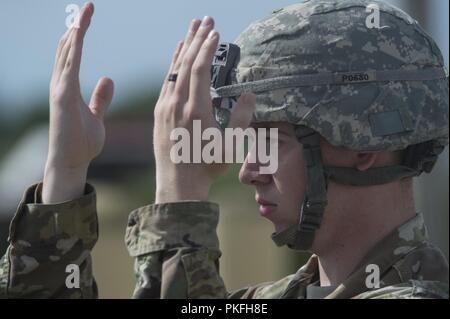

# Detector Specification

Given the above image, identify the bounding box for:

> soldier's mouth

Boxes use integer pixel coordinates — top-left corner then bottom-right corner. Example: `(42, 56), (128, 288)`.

(256, 196), (277, 216)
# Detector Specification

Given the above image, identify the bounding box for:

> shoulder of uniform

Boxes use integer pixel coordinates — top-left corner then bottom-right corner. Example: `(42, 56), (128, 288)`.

(228, 273), (296, 299)
(354, 280), (449, 299)
(252, 274), (296, 298)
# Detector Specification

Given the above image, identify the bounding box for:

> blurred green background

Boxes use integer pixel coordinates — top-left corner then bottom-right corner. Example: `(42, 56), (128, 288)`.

(0, 0), (448, 298)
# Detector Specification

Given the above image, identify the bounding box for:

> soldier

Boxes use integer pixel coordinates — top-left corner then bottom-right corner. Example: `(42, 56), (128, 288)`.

(0, 0), (448, 298)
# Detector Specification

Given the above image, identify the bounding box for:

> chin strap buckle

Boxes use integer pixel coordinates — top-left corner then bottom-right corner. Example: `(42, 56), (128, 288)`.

(289, 126), (329, 250)
(299, 198), (326, 232)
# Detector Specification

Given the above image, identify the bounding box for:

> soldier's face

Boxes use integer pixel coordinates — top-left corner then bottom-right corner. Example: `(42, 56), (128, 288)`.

(239, 122), (306, 233)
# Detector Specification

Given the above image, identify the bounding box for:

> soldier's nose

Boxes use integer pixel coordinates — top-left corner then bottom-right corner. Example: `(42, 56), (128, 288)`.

(239, 158), (272, 185)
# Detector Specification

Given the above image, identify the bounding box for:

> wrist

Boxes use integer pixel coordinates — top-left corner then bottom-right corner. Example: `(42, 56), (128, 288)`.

(42, 162), (89, 204)
(155, 186), (211, 203)
(155, 169), (212, 203)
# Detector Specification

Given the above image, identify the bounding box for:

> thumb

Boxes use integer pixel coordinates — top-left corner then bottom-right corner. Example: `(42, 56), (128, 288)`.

(227, 93), (256, 129)
(89, 77), (114, 119)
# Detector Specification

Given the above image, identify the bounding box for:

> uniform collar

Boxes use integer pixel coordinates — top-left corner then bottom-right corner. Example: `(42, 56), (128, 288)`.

(327, 213), (428, 298)
(281, 214), (429, 299)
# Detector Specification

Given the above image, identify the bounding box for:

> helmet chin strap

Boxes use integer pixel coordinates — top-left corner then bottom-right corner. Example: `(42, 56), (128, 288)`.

(270, 127), (444, 251)
(271, 126), (329, 251)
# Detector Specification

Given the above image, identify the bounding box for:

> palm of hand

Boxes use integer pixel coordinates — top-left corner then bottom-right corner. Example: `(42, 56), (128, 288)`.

(48, 82), (106, 169)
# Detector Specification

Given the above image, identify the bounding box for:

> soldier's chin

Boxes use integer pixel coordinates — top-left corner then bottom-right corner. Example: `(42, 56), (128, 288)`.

(273, 222), (291, 234)
(258, 204), (277, 217)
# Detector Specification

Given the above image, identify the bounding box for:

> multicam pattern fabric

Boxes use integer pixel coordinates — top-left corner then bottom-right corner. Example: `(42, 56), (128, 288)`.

(2, 186), (447, 299)
(0, 183), (98, 298)
(128, 205), (449, 299)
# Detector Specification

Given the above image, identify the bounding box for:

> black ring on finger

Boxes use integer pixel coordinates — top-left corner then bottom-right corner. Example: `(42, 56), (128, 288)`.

(168, 73), (178, 82)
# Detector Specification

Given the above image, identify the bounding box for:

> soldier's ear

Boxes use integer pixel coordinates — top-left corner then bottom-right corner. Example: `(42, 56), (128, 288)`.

(355, 153), (378, 171)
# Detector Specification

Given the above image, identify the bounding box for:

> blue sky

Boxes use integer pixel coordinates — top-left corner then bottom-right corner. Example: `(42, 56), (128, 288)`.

(0, 0), (448, 120)
(0, 0), (300, 119)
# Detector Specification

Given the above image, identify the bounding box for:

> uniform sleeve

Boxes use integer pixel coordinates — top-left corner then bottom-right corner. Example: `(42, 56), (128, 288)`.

(125, 201), (228, 298)
(0, 183), (99, 299)
(125, 201), (294, 299)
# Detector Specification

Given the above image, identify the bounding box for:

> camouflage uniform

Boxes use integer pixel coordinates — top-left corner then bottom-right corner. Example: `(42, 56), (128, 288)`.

(0, 184), (98, 298)
(0, 0), (449, 299)
(0, 183), (448, 298)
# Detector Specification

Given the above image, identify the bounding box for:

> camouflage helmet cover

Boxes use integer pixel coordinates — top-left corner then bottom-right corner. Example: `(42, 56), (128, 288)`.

(231, 0), (449, 152)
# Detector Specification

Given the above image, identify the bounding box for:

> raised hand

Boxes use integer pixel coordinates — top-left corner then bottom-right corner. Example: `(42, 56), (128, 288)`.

(43, 2), (114, 203)
(153, 17), (256, 203)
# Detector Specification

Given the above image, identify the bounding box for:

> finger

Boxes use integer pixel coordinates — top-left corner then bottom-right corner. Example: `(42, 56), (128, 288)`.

(51, 27), (73, 82)
(189, 30), (219, 109)
(63, 2), (94, 80)
(172, 19), (202, 73)
(160, 41), (184, 98)
(166, 19), (201, 92)
(53, 28), (76, 84)
(175, 16), (214, 99)
(228, 93), (256, 129)
(89, 77), (114, 119)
